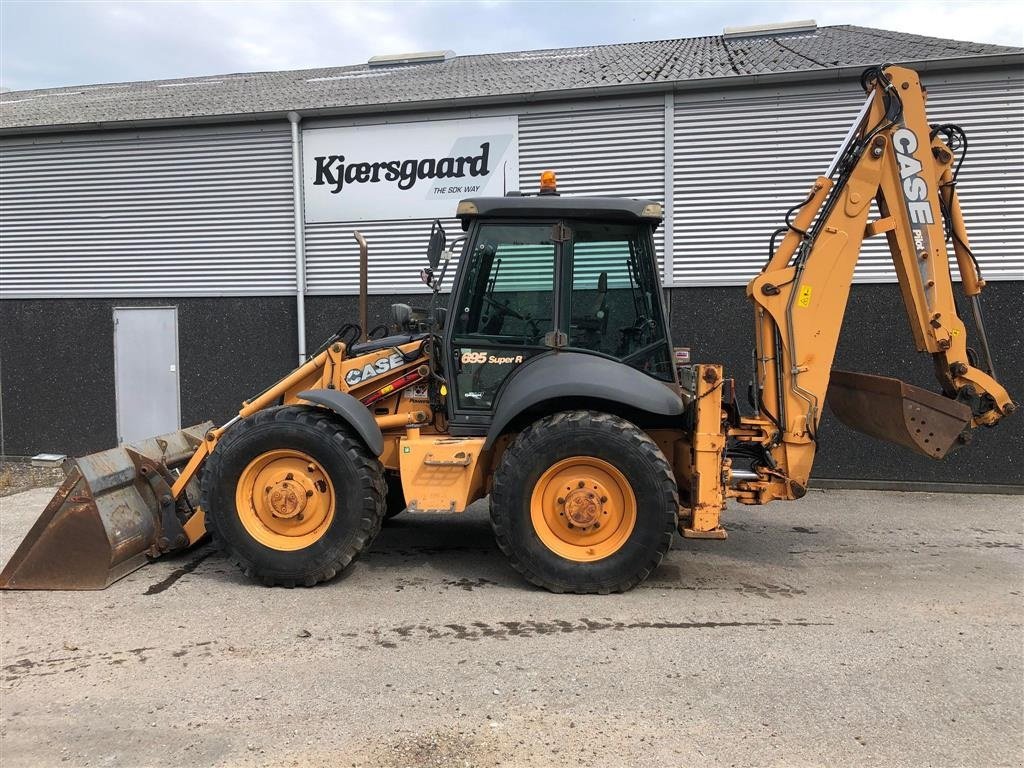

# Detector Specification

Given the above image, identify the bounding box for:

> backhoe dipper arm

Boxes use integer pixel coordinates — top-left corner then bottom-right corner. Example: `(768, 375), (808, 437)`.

(739, 65), (1014, 502)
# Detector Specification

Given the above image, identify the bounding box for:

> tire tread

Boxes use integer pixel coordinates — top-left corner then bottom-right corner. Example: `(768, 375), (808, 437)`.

(490, 410), (677, 594)
(200, 405), (386, 587)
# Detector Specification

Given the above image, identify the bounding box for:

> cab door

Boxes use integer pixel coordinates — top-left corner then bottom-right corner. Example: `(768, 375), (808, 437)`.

(562, 220), (675, 383)
(445, 221), (560, 432)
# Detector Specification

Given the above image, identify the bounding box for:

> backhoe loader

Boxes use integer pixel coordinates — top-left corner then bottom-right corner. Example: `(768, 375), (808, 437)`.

(1, 65), (1014, 593)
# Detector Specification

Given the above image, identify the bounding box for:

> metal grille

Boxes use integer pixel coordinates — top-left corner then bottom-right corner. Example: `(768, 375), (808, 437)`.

(671, 77), (1024, 286)
(0, 127), (295, 297)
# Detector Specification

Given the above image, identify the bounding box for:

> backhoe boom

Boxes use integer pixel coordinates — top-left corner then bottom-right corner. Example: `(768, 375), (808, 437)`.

(731, 65), (1014, 506)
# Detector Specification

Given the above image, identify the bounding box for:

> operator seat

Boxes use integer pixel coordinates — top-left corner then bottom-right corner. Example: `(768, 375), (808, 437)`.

(573, 271), (610, 349)
(591, 271), (609, 335)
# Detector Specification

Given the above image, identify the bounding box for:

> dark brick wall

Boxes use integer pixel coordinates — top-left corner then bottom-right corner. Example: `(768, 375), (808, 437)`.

(2, 282), (1020, 486)
(0, 297), (295, 457)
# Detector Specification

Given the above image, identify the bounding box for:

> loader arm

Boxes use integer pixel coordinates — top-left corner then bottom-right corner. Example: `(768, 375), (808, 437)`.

(734, 65), (1014, 504)
(0, 331), (433, 589)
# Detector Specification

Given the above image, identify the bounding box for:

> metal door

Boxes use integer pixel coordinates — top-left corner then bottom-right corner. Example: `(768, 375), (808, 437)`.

(113, 307), (181, 444)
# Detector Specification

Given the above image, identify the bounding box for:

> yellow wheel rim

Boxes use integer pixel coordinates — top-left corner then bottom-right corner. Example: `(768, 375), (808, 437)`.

(530, 456), (637, 562)
(235, 449), (335, 551)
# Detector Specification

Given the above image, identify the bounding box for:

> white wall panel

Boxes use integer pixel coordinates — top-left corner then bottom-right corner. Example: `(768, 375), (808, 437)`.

(520, 104), (667, 271)
(671, 77), (1024, 286)
(0, 127), (294, 297)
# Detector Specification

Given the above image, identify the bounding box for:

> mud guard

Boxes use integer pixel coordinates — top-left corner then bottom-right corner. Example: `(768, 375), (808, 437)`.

(484, 351), (683, 450)
(298, 389), (385, 456)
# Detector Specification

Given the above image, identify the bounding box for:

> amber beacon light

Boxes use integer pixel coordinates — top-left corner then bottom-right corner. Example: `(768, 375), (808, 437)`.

(539, 170), (558, 195)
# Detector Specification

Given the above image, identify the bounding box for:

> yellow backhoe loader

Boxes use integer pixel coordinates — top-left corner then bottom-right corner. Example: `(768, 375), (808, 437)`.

(1, 65), (1014, 593)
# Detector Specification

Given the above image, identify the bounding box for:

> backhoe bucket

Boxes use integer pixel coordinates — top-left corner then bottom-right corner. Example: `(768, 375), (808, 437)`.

(827, 370), (971, 460)
(0, 423), (212, 590)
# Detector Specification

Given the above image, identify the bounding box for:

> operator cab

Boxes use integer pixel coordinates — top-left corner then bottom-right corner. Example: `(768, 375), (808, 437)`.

(440, 172), (673, 432)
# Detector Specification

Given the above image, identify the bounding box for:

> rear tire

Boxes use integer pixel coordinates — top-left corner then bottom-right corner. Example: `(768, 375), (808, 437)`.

(201, 406), (385, 587)
(490, 411), (677, 594)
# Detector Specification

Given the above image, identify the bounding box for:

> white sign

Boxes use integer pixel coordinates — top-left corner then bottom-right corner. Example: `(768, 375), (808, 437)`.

(301, 116), (518, 223)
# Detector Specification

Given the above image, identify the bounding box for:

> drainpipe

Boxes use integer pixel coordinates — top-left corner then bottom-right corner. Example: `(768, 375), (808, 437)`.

(662, 91), (674, 291)
(287, 111), (307, 364)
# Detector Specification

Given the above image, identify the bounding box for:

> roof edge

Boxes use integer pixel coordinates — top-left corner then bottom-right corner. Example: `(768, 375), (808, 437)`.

(2, 51), (1021, 138)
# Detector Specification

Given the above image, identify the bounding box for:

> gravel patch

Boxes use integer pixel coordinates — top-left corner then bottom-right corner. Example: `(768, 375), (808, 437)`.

(0, 460), (64, 498)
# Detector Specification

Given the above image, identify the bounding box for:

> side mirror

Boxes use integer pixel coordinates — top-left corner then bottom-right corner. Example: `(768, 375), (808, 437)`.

(426, 219), (446, 271)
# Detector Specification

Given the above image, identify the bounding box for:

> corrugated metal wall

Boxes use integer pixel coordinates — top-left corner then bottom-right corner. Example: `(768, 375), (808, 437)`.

(926, 78), (1024, 282)
(0, 126), (294, 297)
(671, 76), (1024, 286)
(1, 72), (1020, 298)
(304, 217), (460, 294)
(519, 104), (665, 199)
(520, 103), (667, 270)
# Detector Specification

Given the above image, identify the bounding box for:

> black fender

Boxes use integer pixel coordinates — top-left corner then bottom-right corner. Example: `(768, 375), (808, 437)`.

(297, 389), (384, 456)
(483, 352), (683, 450)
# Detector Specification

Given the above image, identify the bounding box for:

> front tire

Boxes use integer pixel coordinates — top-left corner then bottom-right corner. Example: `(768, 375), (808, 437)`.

(201, 406), (386, 587)
(490, 411), (677, 594)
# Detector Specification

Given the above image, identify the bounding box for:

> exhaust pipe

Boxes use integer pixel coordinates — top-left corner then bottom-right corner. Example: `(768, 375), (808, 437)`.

(354, 231), (368, 341)
(730, 468), (760, 484)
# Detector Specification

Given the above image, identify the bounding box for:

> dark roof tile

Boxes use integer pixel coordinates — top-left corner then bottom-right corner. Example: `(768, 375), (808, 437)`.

(1, 24), (1018, 131)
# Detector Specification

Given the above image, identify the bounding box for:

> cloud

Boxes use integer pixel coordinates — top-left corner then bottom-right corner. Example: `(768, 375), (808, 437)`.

(1, 0), (1020, 91)
(796, 0), (1023, 46)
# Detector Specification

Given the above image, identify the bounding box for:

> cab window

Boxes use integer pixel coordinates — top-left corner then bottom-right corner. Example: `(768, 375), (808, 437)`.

(452, 223), (555, 345)
(567, 222), (673, 380)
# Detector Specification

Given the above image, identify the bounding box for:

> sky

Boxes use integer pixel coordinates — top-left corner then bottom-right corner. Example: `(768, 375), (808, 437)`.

(1, 0), (1022, 92)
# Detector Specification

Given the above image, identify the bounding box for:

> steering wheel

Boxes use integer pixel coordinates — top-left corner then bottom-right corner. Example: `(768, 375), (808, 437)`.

(481, 296), (546, 343)
(482, 294), (526, 320)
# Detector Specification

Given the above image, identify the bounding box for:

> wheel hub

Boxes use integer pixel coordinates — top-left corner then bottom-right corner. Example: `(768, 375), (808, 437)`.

(530, 457), (637, 562)
(236, 450), (336, 551)
(560, 482), (608, 529)
(267, 478), (309, 519)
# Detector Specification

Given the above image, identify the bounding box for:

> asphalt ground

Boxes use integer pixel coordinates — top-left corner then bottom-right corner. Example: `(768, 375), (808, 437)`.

(1, 486), (1021, 767)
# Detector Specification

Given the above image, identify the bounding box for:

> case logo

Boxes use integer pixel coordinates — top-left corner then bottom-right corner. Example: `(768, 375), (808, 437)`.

(345, 352), (405, 386)
(892, 127), (934, 226)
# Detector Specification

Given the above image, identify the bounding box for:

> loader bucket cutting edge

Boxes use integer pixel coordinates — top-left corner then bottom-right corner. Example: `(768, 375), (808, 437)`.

(826, 370), (972, 460)
(0, 422), (213, 590)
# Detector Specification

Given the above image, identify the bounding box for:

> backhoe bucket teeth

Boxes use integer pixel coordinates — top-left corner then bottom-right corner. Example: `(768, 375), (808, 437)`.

(826, 370), (971, 460)
(0, 423), (212, 590)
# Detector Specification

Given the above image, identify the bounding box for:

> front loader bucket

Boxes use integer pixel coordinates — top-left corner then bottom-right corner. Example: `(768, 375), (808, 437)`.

(0, 423), (212, 590)
(827, 370), (971, 460)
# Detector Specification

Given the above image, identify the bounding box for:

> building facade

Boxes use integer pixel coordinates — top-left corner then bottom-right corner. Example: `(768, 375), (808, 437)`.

(1, 24), (1022, 488)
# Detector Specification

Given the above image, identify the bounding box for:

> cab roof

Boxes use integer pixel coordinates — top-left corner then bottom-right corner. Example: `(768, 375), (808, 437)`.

(456, 194), (663, 229)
